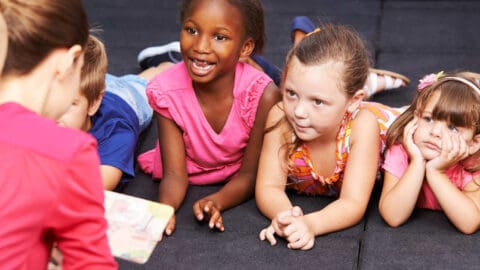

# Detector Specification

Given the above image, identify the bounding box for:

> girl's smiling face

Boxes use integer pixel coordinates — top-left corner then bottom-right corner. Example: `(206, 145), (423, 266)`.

(180, 0), (253, 84)
(282, 57), (353, 143)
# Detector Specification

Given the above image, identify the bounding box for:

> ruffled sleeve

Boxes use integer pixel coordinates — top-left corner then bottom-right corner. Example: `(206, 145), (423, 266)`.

(382, 144), (409, 179)
(238, 64), (272, 129)
(145, 76), (172, 119)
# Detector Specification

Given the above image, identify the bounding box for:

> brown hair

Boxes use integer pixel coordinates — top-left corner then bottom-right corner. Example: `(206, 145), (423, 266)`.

(271, 24), (371, 169)
(386, 72), (480, 149)
(0, 0), (89, 76)
(81, 35), (108, 105)
(282, 25), (370, 97)
(179, 0), (265, 55)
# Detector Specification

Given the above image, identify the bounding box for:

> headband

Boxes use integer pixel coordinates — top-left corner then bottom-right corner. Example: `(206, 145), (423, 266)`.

(418, 71), (480, 96)
(440, 76), (480, 96)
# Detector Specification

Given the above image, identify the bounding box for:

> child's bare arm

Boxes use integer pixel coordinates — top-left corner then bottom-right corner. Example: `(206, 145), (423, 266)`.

(255, 102), (294, 219)
(100, 165), (123, 191)
(157, 113), (189, 210)
(379, 117), (426, 227)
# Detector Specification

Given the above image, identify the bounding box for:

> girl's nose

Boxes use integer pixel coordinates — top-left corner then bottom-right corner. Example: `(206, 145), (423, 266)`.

(430, 121), (444, 138)
(294, 101), (307, 118)
(194, 34), (210, 53)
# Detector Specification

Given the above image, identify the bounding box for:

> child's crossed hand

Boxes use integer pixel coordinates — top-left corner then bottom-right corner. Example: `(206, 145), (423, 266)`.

(193, 198), (225, 232)
(259, 206), (314, 250)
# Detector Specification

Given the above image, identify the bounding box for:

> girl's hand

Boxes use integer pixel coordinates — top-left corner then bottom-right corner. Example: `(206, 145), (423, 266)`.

(259, 206), (303, 246)
(280, 215), (315, 250)
(193, 198), (224, 232)
(427, 131), (470, 172)
(403, 117), (424, 162)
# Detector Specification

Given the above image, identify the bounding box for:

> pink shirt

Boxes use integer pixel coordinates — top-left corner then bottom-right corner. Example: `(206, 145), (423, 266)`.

(0, 103), (117, 270)
(382, 144), (476, 210)
(137, 62), (271, 184)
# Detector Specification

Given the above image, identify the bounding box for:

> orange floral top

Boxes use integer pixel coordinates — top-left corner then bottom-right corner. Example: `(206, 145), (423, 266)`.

(287, 102), (401, 196)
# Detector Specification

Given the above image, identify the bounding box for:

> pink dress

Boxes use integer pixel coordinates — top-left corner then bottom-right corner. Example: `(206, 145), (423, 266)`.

(382, 144), (478, 210)
(0, 103), (116, 270)
(137, 62), (272, 185)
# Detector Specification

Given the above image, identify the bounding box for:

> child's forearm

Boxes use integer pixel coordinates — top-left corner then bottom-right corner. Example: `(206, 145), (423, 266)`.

(303, 197), (367, 236)
(158, 175), (189, 210)
(207, 173), (255, 211)
(256, 186), (293, 220)
(426, 169), (480, 234)
(379, 161), (426, 227)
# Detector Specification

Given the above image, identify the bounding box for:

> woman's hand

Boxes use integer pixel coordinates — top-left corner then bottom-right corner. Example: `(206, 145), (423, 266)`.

(193, 198), (224, 232)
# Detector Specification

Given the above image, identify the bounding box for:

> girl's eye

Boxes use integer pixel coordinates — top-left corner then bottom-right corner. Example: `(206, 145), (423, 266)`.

(185, 26), (197, 35)
(214, 34), (227, 41)
(313, 99), (324, 106)
(422, 116), (432, 122)
(285, 89), (296, 97)
(447, 124), (458, 133)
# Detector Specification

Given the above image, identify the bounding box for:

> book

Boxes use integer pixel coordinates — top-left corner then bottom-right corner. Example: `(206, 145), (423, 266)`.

(104, 191), (174, 264)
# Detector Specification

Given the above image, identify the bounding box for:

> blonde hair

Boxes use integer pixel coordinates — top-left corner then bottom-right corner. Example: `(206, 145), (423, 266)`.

(0, 0), (89, 76)
(386, 72), (480, 150)
(81, 34), (108, 105)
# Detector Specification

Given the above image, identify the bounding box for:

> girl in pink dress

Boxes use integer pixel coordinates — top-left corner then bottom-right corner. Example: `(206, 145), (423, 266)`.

(380, 71), (480, 234)
(137, 0), (279, 237)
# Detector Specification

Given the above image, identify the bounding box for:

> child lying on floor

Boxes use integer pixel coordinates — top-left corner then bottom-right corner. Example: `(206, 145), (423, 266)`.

(58, 34), (173, 190)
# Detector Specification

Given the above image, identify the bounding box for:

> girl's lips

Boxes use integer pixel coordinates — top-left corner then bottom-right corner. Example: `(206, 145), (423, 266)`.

(423, 141), (440, 151)
(189, 58), (215, 76)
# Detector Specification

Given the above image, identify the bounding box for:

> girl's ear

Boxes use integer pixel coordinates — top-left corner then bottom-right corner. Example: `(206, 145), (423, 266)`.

(87, 90), (105, 116)
(239, 38), (255, 58)
(347, 89), (366, 113)
(56, 45), (83, 79)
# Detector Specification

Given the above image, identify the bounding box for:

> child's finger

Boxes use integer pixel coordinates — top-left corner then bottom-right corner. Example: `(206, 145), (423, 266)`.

(288, 235), (313, 250)
(259, 226), (277, 245)
(165, 215), (176, 236)
(300, 238), (315, 250)
(277, 214), (294, 226)
(286, 230), (302, 244)
(291, 206), (303, 216)
(192, 201), (204, 221)
(203, 200), (214, 213)
(208, 210), (224, 231)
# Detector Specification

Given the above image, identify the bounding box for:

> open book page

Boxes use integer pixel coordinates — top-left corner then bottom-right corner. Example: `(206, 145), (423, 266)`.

(104, 191), (174, 264)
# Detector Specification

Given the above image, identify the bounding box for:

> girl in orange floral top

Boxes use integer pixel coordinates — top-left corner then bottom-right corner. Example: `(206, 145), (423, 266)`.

(255, 24), (401, 250)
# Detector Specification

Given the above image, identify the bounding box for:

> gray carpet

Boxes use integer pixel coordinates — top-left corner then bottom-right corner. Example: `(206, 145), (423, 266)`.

(84, 1), (480, 269)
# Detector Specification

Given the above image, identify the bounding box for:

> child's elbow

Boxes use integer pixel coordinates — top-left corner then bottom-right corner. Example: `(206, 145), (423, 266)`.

(382, 217), (404, 228)
(378, 207), (405, 228)
(456, 223), (479, 235)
